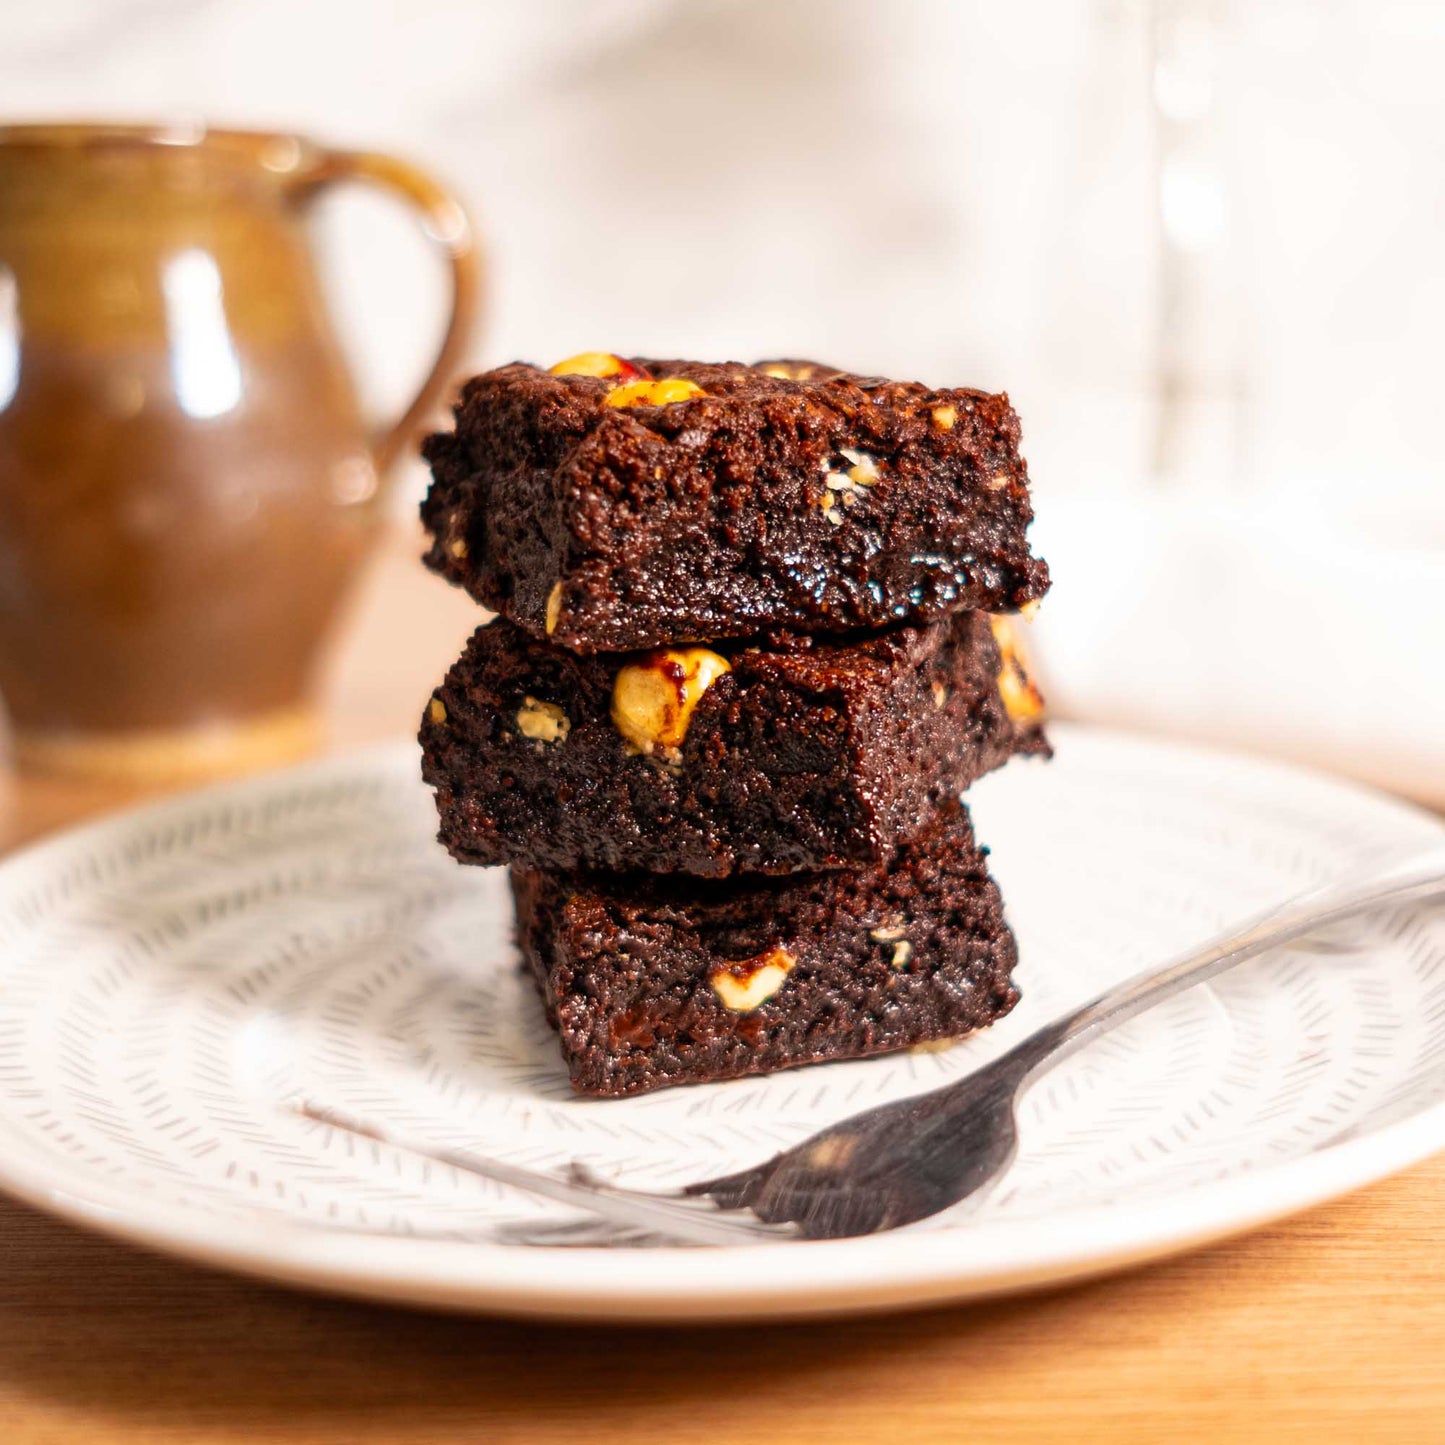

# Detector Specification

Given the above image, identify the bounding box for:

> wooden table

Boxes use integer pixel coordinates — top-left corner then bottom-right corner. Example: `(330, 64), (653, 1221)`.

(1, 529), (1442, 1444)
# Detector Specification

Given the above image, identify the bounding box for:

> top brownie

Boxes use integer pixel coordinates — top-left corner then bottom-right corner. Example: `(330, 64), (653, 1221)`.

(421, 355), (1049, 654)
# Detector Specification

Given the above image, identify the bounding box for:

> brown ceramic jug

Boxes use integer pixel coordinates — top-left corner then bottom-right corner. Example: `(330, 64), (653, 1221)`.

(0, 123), (478, 780)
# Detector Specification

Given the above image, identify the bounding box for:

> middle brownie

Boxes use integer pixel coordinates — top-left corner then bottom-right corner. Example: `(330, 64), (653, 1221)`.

(420, 611), (1047, 879)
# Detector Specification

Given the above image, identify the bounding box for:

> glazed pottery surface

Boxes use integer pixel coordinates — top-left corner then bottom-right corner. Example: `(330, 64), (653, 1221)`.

(0, 124), (478, 778)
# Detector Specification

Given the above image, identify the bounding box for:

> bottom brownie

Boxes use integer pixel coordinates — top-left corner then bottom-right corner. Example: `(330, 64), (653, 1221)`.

(511, 798), (1019, 1097)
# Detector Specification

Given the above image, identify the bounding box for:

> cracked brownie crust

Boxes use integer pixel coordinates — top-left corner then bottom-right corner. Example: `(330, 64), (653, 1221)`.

(421, 612), (1048, 879)
(421, 358), (1049, 654)
(512, 797), (1020, 1097)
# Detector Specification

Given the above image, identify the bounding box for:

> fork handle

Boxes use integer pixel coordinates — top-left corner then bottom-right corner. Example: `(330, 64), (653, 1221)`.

(1009, 845), (1445, 1080)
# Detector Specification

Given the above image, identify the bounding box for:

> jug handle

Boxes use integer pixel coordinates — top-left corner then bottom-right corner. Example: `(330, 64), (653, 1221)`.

(290, 149), (481, 476)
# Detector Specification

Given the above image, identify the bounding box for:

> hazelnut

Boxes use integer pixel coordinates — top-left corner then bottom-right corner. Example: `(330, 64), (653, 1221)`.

(759, 361), (819, 380)
(931, 404), (957, 431)
(869, 921), (912, 966)
(911, 1037), (960, 1055)
(427, 697), (447, 725)
(603, 377), (705, 408)
(818, 447), (879, 523)
(549, 351), (645, 381)
(611, 647), (731, 755)
(710, 947), (795, 1012)
(447, 537), (469, 560)
(986, 471), (1011, 491)
(839, 447), (879, 486)
(990, 615), (1045, 725)
(931, 680), (948, 710)
(820, 450), (872, 525)
(989, 614), (1016, 650)
(819, 480), (847, 523)
(515, 696), (570, 745)
(545, 581), (564, 635)
(838, 447), (878, 488)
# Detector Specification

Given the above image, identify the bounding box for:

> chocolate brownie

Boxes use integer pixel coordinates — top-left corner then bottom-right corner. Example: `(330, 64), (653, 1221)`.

(421, 356), (1049, 653)
(421, 612), (1047, 879)
(512, 797), (1019, 1097)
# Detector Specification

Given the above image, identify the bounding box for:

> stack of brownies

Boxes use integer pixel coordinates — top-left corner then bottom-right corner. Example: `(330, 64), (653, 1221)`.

(418, 354), (1050, 1097)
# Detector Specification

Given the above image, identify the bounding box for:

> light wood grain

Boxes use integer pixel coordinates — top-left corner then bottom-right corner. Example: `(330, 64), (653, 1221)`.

(1, 527), (1442, 1445)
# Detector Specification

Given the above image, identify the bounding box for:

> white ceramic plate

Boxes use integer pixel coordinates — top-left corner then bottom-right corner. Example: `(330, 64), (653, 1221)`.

(0, 725), (1441, 1322)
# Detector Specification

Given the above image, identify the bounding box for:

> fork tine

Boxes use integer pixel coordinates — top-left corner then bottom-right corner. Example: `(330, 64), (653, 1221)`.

(492, 1217), (673, 1249)
(292, 1100), (795, 1247)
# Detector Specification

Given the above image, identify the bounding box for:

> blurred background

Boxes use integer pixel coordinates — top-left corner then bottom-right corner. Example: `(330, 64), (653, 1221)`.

(1, 0), (1442, 801)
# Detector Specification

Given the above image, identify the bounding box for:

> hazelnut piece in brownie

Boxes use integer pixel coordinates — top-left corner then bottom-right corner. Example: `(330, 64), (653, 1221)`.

(421, 611), (1047, 879)
(512, 797), (1019, 1098)
(421, 356), (1049, 653)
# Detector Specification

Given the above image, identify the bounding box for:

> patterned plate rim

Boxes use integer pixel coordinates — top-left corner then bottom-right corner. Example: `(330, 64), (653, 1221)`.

(0, 727), (1439, 1322)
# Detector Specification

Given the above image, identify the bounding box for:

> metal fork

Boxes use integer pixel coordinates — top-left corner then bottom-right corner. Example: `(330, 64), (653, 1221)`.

(301, 846), (1445, 1245)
